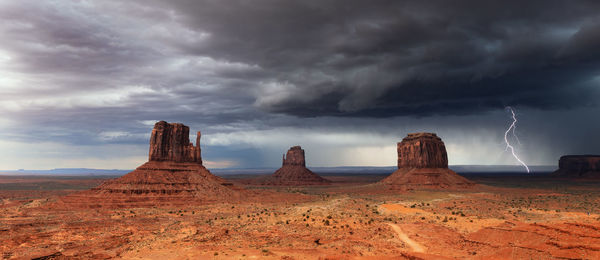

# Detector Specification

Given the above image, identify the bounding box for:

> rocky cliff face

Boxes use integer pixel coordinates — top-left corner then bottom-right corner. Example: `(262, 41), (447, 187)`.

(397, 133), (448, 168)
(149, 121), (202, 164)
(381, 132), (474, 189)
(553, 155), (600, 177)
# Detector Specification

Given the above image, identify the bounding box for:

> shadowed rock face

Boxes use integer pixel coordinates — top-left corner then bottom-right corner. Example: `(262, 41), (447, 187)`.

(398, 133), (448, 168)
(381, 132), (474, 189)
(553, 155), (600, 177)
(149, 121), (202, 163)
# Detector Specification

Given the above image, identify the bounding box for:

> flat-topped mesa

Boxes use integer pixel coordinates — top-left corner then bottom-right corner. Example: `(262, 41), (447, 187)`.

(398, 133), (448, 169)
(380, 132), (474, 189)
(553, 155), (600, 177)
(282, 146), (306, 167)
(149, 121), (202, 164)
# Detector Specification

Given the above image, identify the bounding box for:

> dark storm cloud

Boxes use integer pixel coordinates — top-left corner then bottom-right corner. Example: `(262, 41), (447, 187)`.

(147, 0), (600, 116)
(2, 0), (599, 123)
(0, 0), (599, 169)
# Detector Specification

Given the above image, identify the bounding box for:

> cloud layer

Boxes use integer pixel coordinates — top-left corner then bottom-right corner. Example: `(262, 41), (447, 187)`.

(0, 0), (598, 169)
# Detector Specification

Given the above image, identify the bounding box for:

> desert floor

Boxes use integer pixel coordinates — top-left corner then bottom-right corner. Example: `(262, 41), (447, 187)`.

(1, 173), (600, 259)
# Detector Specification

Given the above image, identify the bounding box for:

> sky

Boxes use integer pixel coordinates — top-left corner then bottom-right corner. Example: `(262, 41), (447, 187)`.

(0, 0), (599, 170)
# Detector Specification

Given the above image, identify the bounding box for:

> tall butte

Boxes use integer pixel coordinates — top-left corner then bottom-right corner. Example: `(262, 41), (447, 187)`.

(260, 146), (330, 185)
(380, 133), (474, 189)
(62, 121), (242, 207)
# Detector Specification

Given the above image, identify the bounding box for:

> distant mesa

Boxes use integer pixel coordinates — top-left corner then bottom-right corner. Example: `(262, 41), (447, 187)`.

(62, 121), (243, 207)
(380, 132), (475, 189)
(552, 155), (600, 178)
(258, 146), (331, 185)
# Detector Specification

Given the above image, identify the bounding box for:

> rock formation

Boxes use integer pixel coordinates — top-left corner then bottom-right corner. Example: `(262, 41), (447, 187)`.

(552, 155), (600, 178)
(259, 146), (330, 185)
(397, 133), (448, 168)
(380, 133), (474, 189)
(148, 121), (202, 163)
(62, 121), (242, 207)
(282, 146), (306, 167)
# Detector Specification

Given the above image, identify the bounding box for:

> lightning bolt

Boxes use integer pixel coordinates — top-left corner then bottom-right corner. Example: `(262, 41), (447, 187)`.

(504, 106), (530, 173)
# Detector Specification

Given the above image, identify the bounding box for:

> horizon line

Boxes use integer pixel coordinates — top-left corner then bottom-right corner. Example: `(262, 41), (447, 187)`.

(0, 164), (558, 172)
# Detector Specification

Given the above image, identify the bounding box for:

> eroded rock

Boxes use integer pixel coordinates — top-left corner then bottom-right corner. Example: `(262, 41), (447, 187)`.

(61, 121), (243, 207)
(259, 146), (330, 186)
(282, 146), (306, 166)
(149, 121), (202, 163)
(397, 133), (448, 168)
(380, 132), (474, 189)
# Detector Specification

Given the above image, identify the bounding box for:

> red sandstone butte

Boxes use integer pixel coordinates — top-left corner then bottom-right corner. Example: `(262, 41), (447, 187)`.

(260, 146), (330, 185)
(552, 155), (600, 178)
(380, 133), (474, 189)
(149, 121), (202, 163)
(61, 121), (243, 207)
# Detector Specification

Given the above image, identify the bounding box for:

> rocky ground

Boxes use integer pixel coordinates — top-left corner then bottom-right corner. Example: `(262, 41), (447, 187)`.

(1, 174), (600, 259)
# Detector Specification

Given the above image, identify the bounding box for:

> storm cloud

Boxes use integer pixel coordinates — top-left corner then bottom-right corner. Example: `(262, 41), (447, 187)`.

(0, 0), (599, 169)
(151, 0), (600, 116)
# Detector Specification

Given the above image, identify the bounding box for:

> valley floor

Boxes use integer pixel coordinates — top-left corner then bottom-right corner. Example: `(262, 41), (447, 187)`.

(1, 174), (600, 259)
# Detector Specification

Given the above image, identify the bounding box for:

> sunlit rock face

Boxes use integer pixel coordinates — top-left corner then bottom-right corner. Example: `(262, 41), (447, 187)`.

(381, 132), (474, 190)
(553, 155), (600, 177)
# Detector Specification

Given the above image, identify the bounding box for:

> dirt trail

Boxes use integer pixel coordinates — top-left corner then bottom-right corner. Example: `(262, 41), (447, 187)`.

(388, 223), (425, 253)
